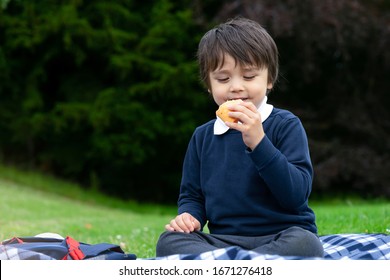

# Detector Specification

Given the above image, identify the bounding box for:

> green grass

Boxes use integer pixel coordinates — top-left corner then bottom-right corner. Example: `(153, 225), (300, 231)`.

(0, 165), (176, 258)
(312, 199), (390, 235)
(0, 164), (389, 258)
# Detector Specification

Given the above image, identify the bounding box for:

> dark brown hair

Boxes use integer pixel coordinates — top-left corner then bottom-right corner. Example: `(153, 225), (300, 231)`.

(197, 17), (279, 90)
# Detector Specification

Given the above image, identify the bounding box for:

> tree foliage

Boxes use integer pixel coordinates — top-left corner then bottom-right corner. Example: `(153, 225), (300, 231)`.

(0, 0), (389, 202)
(0, 0), (211, 202)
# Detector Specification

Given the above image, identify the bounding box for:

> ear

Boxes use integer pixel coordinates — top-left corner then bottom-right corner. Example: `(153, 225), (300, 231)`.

(267, 82), (273, 89)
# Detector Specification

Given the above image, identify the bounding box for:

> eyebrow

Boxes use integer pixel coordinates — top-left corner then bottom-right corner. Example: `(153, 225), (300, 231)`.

(216, 67), (259, 73)
(241, 65), (261, 71)
(211, 69), (230, 75)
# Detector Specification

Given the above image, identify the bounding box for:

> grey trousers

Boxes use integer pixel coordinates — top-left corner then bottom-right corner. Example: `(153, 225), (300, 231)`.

(156, 226), (324, 258)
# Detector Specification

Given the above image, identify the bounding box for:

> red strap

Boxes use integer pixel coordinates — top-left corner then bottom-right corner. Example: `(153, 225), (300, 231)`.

(63, 236), (85, 260)
(1, 237), (24, 245)
(12, 237), (24, 244)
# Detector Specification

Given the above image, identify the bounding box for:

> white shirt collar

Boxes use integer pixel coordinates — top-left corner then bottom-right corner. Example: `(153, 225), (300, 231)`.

(214, 96), (274, 135)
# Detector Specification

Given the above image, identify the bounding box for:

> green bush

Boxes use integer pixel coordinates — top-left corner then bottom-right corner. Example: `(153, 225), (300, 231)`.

(0, 0), (211, 202)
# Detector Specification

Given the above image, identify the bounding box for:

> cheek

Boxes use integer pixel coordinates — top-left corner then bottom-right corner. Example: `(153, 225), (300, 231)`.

(212, 94), (225, 106)
(209, 83), (222, 94)
(209, 88), (225, 106)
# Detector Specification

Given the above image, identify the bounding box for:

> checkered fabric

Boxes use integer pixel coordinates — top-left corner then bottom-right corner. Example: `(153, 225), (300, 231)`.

(321, 233), (390, 260)
(0, 247), (56, 260)
(152, 233), (390, 260)
(2, 233), (389, 260)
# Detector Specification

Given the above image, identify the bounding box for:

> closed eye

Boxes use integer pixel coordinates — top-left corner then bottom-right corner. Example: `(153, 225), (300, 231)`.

(243, 75), (256, 80)
(217, 77), (229, 82)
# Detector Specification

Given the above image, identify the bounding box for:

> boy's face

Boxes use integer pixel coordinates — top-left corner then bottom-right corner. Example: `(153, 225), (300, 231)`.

(208, 54), (272, 108)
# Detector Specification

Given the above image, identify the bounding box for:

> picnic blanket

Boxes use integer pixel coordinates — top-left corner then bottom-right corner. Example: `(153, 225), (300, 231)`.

(153, 233), (390, 260)
(2, 233), (389, 260)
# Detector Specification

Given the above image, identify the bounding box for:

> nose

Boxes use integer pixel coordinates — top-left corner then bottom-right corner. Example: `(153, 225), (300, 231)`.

(229, 77), (244, 93)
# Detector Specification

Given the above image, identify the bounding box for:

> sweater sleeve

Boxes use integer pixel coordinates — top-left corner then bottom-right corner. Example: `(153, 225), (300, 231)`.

(247, 117), (313, 210)
(177, 132), (207, 229)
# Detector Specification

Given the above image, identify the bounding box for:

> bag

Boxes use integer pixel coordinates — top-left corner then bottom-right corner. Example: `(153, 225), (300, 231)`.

(0, 235), (137, 260)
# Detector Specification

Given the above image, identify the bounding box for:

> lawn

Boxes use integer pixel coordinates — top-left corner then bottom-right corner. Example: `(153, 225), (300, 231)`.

(0, 165), (389, 258)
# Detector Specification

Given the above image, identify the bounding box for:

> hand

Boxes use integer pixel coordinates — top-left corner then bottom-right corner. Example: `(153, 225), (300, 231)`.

(165, 212), (201, 233)
(225, 100), (265, 150)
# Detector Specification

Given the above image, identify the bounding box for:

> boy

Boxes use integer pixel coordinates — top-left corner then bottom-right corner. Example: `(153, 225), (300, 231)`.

(156, 17), (324, 258)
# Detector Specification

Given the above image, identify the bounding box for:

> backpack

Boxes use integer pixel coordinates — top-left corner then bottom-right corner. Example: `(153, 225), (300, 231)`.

(0, 235), (137, 260)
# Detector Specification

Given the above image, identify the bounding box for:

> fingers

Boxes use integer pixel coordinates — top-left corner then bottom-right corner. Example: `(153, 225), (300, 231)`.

(225, 100), (265, 150)
(192, 219), (201, 231)
(226, 101), (261, 125)
(225, 102), (261, 132)
(165, 213), (200, 233)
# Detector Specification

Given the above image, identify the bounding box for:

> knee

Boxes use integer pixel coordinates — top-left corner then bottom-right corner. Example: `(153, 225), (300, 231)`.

(156, 230), (195, 257)
(285, 227), (324, 258)
(155, 231), (175, 257)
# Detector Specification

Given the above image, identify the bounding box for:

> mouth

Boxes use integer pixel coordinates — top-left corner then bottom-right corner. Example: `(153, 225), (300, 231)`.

(228, 98), (248, 101)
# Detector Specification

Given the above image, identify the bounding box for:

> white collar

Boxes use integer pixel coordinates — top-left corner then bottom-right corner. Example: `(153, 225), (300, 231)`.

(214, 96), (274, 135)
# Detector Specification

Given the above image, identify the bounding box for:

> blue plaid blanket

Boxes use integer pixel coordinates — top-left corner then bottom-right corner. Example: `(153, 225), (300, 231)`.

(153, 233), (390, 260)
(2, 233), (389, 260)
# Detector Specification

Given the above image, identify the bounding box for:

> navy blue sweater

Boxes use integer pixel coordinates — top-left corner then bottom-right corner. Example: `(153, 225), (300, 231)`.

(178, 108), (317, 236)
